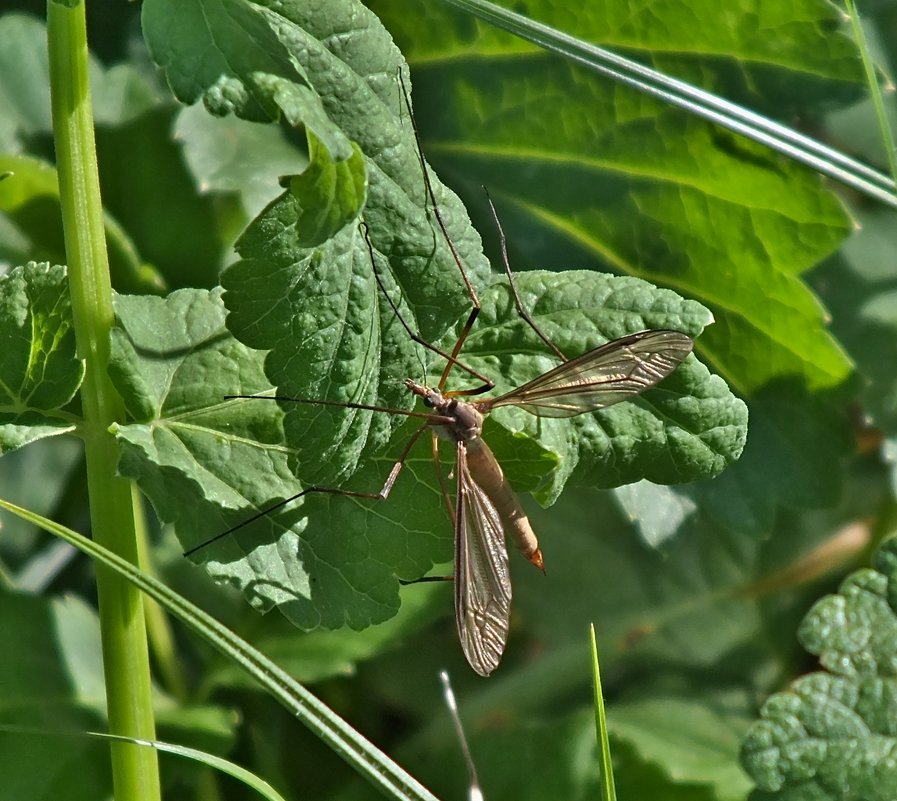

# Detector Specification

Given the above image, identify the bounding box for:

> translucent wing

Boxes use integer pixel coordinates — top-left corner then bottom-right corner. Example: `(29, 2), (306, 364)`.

(478, 329), (693, 418)
(454, 441), (512, 677)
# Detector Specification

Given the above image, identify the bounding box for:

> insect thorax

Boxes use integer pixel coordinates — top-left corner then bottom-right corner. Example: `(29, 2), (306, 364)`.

(436, 398), (484, 444)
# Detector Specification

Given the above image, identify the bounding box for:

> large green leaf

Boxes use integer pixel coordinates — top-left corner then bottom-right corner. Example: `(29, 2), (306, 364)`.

(111, 270), (742, 632)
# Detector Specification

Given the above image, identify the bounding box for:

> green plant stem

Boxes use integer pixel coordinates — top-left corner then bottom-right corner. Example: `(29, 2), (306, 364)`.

(134, 486), (190, 701)
(843, 0), (897, 190)
(46, 2), (161, 799)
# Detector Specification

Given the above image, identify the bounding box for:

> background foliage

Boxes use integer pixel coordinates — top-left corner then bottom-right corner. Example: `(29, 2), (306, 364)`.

(0, 1), (896, 799)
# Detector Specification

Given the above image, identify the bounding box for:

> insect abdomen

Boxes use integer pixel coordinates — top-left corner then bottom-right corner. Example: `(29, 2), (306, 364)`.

(466, 439), (544, 572)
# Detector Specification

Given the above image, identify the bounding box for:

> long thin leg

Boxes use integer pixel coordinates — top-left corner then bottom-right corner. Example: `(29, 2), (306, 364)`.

(397, 433), (456, 587)
(184, 422), (431, 558)
(399, 71), (481, 312)
(361, 223), (494, 393)
(395, 73), (485, 393)
(431, 431), (454, 525)
(224, 392), (455, 425)
(484, 189), (569, 363)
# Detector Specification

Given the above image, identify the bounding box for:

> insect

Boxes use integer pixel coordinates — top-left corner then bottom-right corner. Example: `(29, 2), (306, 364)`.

(186, 80), (694, 676)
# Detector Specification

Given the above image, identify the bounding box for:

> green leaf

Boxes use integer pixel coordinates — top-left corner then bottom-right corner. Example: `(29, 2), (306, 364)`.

(388, 0), (865, 115)
(0, 592), (111, 801)
(610, 694), (753, 801)
(109, 288), (298, 597)
(453, 269), (745, 503)
(0, 263), (81, 452)
(741, 537), (897, 798)
(109, 289), (428, 630)
(287, 133), (367, 247)
(0, 153), (165, 296)
(141, 0), (353, 157)
(144, 0), (493, 342)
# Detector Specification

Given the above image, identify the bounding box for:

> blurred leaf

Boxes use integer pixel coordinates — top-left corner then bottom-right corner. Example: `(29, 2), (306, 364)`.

(205, 580), (445, 689)
(0, 155), (65, 264)
(0, 436), (81, 573)
(515, 479), (872, 677)
(174, 102), (303, 220)
(610, 693), (753, 801)
(518, 488), (773, 670)
(0, 593), (110, 801)
(741, 537), (897, 798)
(811, 204), (897, 434)
(0, 154), (161, 295)
(0, 13), (237, 292)
(0, 499), (439, 801)
(612, 480), (697, 548)
(0, 14), (58, 148)
(337, 708), (601, 801)
(612, 738), (720, 801)
(95, 105), (243, 290)
(0, 263), (81, 452)
(0, 13), (158, 145)
(684, 383), (855, 537)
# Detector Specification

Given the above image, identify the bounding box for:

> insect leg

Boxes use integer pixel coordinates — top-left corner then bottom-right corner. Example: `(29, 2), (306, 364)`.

(484, 188), (569, 362)
(394, 73), (491, 394)
(431, 431), (454, 525)
(360, 222), (494, 393)
(183, 422), (430, 558)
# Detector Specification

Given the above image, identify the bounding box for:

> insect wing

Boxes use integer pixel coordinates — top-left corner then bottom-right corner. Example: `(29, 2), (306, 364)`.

(454, 442), (512, 677)
(482, 329), (693, 418)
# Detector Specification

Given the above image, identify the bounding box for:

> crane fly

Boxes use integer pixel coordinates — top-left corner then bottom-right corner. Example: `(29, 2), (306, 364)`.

(185, 77), (694, 676)
(402, 327), (692, 674)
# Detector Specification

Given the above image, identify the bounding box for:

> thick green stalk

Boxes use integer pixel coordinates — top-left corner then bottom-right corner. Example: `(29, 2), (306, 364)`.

(46, 2), (161, 799)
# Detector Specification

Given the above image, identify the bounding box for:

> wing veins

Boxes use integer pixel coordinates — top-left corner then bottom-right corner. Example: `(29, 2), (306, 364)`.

(454, 442), (512, 677)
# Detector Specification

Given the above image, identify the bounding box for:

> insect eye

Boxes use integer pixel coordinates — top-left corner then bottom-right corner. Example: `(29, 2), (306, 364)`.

(422, 397), (434, 408)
